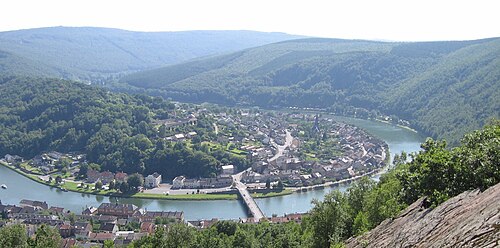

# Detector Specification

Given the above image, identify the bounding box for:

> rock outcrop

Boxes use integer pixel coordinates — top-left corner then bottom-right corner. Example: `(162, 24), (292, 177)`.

(345, 183), (500, 248)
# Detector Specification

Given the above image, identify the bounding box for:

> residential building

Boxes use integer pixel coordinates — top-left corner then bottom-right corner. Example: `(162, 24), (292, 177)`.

(58, 224), (72, 238)
(114, 172), (128, 182)
(141, 211), (184, 223)
(145, 172), (161, 188)
(100, 223), (119, 233)
(183, 178), (200, 188)
(97, 203), (138, 217)
(19, 200), (48, 210)
(172, 176), (185, 189)
(4, 154), (23, 163)
(73, 222), (92, 238)
(82, 206), (97, 215)
(100, 171), (114, 184)
(222, 164), (235, 175)
(86, 169), (100, 183)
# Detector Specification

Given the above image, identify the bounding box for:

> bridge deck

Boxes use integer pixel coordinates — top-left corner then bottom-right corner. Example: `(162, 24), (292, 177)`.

(234, 182), (265, 221)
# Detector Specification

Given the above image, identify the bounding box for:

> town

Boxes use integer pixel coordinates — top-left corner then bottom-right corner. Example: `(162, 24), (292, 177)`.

(1, 106), (387, 197)
(0, 199), (305, 247)
(0, 106), (389, 246)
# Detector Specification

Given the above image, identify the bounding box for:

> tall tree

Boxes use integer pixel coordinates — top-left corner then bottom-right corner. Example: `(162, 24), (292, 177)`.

(29, 224), (61, 248)
(0, 224), (28, 248)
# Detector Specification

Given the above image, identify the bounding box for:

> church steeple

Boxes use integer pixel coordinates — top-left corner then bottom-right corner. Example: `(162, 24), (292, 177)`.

(312, 114), (320, 133)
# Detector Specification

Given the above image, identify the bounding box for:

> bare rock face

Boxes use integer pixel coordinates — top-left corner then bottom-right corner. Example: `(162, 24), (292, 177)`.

(345, 183), (500, 248)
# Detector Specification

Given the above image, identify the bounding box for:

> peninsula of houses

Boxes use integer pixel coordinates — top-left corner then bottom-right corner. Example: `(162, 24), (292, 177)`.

(0, 106), (390, 246)
(1, 106), (388, 200)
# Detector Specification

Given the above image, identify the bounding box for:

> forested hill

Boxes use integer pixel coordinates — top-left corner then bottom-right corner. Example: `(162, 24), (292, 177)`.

(0, 27), (302, 81)
(120, 37), (500, 145)
(0, 49), (60, 77)
(0, 76), (246, 179)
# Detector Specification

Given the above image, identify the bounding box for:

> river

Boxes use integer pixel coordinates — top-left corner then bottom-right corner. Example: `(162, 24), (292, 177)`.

(0, 116), (424, 220)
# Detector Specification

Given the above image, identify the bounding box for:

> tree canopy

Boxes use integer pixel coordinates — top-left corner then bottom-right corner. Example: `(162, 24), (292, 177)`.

(0, 76), (243, 179)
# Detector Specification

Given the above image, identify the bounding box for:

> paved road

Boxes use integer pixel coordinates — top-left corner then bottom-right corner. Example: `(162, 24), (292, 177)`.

(268, 130), (293, 162)
(143, 183), (233, 195)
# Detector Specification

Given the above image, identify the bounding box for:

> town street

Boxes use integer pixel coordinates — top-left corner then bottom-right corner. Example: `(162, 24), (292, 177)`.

(268, 130), (293, 162)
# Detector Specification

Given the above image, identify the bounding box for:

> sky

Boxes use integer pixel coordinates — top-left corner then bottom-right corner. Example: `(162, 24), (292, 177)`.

(0, 0), (498, 41)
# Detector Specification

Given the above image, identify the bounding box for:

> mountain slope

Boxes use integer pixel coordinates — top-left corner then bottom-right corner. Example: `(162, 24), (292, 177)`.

(0, 49), (61, 77)
(345, 182), (500, 248)
(383, 39), (500, 142)
(120, 37), (500, 144)
(0, 27), (302, 80)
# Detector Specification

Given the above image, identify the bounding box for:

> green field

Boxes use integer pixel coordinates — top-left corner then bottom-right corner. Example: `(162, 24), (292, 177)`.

(251, 189), (293, 198)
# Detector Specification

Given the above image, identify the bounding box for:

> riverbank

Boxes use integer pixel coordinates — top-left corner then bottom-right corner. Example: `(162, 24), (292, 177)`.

(0, 157), (383, 201)
(1, 150), (386, 202)
(373, 118), (419, 134)
(0, 116), (423, 219)
(288, 166), (384, 193)
(0, 161), (293, 201)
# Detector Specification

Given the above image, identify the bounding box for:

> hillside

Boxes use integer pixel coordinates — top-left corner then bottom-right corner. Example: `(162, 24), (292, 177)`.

(0, 49), (60, 77)
(0, 76), (245, 179)
(0, 27), (302, 80)
(120, 37), (500, 144)
(345, 182), (500, 247)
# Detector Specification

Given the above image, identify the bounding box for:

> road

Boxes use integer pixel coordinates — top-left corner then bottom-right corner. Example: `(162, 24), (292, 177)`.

(143, 183), (233, 195)
(232, 169), (265, 221)
(268, 130), (293, 162)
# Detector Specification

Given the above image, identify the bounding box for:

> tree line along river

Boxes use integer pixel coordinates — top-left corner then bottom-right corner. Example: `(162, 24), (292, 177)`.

(0, 116), (424, 220)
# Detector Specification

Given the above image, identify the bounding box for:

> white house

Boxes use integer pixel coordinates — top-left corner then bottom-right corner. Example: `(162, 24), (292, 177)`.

(145, 172), (162, 188)
(172, 176), (186, 189)
(174, 134), (185, 140)
(221, 165), (235, 175)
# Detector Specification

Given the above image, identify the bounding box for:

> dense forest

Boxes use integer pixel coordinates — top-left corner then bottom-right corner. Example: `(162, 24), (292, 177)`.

(121, 37), (500, 145)
(1, 122), (498, 247)
(0, 27), (301, 81)
(0, 76), (247, 179)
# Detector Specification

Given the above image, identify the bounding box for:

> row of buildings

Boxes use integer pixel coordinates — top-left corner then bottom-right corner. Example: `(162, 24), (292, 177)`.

(86, 170), (162, 189)
(172, 175), (233, 189)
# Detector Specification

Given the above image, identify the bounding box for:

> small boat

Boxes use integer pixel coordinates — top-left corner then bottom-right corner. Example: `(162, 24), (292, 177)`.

(1, 184), (7, 189)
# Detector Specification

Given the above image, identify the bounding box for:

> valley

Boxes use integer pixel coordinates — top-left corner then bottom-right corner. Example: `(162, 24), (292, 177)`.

(0, 114), (423, 220)
(0, 24), (498, 247)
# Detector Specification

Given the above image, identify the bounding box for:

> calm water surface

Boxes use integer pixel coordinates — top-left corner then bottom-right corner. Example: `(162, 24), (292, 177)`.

(0, 116), (423, 220)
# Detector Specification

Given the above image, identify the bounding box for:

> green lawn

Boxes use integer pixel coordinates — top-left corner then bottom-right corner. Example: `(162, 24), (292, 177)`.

(251, 189), (293, 198)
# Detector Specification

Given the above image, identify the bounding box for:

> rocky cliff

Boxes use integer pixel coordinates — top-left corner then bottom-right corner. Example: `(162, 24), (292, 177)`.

(345, 182), (500, 248)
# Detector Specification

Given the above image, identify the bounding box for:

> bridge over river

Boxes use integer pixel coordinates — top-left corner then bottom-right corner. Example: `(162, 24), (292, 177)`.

(232, 170), (265, 221)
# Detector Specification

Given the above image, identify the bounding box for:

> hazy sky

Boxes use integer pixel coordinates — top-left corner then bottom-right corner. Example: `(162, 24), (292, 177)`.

(1, 0), (498, 41)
